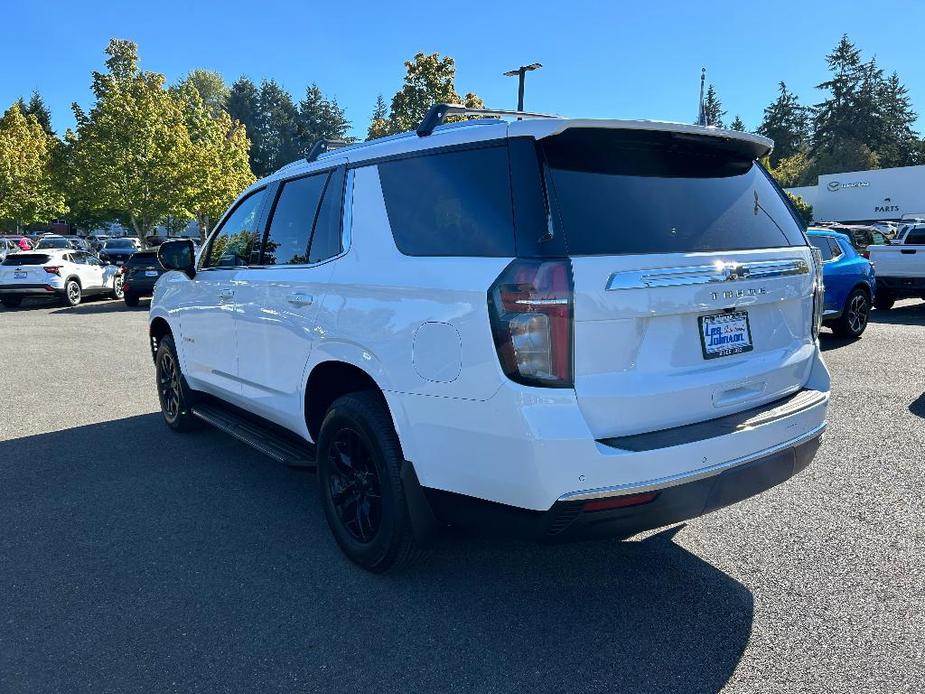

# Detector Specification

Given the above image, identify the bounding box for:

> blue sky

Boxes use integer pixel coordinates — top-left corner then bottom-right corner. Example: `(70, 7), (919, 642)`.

(2, 1), (924, 140)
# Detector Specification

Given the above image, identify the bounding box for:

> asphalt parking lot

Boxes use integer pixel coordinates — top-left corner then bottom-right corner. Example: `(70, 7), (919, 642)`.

(1, 296), (923, 693)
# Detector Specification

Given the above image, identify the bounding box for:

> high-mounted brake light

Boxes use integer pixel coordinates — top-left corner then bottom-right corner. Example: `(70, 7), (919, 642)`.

(488, 258), (574, 388)
(43, 266), (62, 276)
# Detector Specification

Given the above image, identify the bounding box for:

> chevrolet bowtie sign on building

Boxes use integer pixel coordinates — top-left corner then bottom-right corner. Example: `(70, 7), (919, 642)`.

(787, 164), (925, 222)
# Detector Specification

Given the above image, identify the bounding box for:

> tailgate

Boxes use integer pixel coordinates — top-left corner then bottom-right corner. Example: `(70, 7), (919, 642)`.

(0, 254), (54, 284)
(869, 244), (925, 277)
(540, 126), (814, 439)
(571, 250), (815, 438)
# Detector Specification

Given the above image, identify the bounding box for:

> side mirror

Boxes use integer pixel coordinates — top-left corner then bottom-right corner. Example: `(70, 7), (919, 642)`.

(157, 239), (196, 279)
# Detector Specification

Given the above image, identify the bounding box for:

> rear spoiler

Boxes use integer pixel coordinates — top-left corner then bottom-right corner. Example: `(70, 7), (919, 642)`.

(514, 118), (774, 160)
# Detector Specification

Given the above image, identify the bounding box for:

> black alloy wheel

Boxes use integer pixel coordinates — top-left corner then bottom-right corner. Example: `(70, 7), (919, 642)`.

(832, 288), (870, 338)
(154, 334), (199, 431)
(317, 392), (425, 572)
(327, 427), (383, 543)
(157, 347), (182, 423)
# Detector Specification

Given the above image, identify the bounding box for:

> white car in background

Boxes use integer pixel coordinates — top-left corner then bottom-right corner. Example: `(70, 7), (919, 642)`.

(0, 249), (124, 308)
(0, 238), (21, 262)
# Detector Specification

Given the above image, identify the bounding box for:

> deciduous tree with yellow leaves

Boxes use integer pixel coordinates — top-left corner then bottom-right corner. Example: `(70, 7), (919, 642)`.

(0, 103), (66, 231)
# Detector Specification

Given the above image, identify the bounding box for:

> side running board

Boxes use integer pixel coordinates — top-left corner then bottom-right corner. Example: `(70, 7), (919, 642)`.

(191, 403), (316, 470)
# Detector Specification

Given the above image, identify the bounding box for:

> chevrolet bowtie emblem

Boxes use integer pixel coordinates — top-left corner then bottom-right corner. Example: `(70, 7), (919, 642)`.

(724, 264), (749, 281)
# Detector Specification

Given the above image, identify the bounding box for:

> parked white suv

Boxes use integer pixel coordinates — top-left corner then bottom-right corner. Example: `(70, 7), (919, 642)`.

(150, 105), (830, 572)
(0, 249), (124, 308)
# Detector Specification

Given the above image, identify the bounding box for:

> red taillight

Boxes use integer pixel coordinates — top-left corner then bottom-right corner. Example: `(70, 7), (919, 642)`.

(119, 265), (128, 275)
(43, 266), (62, 276)
(862, 250), (870, 259)
(582, 492), (659, 513)
(488, 258), (573, 388)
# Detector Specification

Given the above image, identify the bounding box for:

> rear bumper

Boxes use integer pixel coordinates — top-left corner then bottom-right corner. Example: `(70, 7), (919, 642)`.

(0, 283), (62, 295)
(427, 428), (822, 541)
(391, 348), (830, 513)
(877, 276), (925, 297)
(123, 279), (158, 296)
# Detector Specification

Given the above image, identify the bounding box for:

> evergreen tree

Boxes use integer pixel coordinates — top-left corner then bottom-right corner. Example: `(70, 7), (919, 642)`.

(367, 94), (388, 140)
(876, 71), (920, 167)
(227, 77), (262, 174)
(257, 80), (300, 177)
(701, 84), (725, 128)
(297, 83), (351, 155)
(729, 115), (746, 131)
(812, 34), (865, 154)
(757, 82), (809, 166)
(22, 91), (54, 137)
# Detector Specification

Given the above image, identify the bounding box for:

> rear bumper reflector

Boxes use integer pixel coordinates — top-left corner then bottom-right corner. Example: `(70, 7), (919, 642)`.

(582, 492), (658, 513)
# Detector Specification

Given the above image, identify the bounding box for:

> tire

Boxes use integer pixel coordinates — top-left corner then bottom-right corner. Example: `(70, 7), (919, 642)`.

(831, 288), (870, 338)
(1, 296), (22, 309)
(64, 279), (81, 306)
(154, 334), (200, 432)
(874, 292), (895, 311)
(317, 392), (424, 573)
(111, 275), (125, 300)
(124, 292), (140, 307)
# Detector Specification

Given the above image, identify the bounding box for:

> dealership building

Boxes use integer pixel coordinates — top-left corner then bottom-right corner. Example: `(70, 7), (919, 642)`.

(786, 164), (925, 224)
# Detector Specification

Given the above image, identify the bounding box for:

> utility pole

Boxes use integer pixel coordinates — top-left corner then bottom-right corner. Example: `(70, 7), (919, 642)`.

(698, 67), (706, 126)
(503, 63), (543, 111)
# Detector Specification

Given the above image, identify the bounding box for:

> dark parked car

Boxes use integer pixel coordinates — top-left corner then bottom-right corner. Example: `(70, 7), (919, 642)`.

(840, 225), (890, 258)
(121, 251), (165, 306)
(98, 238), (142, 265)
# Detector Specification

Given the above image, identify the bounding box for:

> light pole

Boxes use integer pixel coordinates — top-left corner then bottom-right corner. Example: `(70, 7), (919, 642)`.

(503, 63), (543, 111)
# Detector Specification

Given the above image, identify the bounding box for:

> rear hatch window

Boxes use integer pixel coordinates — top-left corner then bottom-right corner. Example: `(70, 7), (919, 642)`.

(2, 254), (51, 266)
(127, 253), (158, 266)
(540, 128), (805, 255)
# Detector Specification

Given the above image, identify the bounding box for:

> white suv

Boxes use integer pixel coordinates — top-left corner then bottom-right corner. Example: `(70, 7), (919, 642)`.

(150, 105), (830, 572)
(0, 249), (124, 308)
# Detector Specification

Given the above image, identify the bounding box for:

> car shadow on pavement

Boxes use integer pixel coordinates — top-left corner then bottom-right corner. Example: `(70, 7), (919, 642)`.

(818, 333), (858, 351)
(0, 414), (753, 693)
(909, 393), (925, 419)
(869, 301), (925, 326)
(50, 299), (145, 315)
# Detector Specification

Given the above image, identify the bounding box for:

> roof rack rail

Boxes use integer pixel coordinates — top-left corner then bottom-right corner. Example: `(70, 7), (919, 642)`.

(416, 103), (559, 137)
(305, 139), (351, 163)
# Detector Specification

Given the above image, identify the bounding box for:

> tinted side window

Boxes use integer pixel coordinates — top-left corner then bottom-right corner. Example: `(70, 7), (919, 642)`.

(206, 190), (266, 268)
(810, 237), (834, 261)
(378, 146), (515, 257)
(309, 166), (346, 263)
(263, 174), (328, 265)
(828, 238), (844, 258)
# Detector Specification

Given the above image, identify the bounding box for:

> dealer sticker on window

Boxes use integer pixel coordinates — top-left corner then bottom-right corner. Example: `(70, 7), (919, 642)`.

(699, 311), (753, 360)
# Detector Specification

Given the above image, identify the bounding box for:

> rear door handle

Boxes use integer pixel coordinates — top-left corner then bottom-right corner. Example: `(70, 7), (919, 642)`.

(218, 288), (234, 302)
(287, 292), (313, 307)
